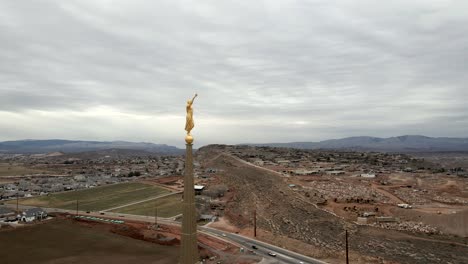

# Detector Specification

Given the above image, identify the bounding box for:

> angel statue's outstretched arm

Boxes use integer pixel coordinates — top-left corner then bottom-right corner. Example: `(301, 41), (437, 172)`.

(190, 93), (198, 104)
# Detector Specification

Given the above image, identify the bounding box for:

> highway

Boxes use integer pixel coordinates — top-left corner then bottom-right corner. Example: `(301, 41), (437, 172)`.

(200, 226), (327, 264)
(4, 204), (327, 264)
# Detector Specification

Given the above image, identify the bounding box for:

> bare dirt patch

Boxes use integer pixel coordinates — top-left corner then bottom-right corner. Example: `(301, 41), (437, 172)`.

(0, 218), (179, 264)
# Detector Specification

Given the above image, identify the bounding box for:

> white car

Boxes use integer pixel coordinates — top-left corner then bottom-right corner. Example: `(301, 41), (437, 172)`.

(268, 252), (277, 257)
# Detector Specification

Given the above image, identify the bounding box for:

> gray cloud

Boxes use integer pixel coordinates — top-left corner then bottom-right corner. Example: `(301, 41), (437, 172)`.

(1, 0), (467, 147)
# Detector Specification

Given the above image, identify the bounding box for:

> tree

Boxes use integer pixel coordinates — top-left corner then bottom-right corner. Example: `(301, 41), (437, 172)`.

(205, 184), (229, 198)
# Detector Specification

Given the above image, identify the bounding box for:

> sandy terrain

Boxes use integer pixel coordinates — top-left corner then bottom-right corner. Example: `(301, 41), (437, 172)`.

(196, 146), (468, 264)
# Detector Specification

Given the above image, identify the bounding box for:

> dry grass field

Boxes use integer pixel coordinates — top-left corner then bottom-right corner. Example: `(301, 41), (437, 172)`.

(11, 182), (171, 211)
(0, 163), (49, 177)
(111, 193), (182, 217)
(0, 219), (179, 264)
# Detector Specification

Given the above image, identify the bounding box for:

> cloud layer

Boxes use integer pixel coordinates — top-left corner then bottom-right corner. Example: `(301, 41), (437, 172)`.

(1, 0), (467, 147)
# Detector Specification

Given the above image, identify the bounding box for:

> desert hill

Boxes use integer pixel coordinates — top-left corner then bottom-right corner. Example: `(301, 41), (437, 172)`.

(251, 135), (468, 152)
(197, 145), (468, 263)
(0, 139), (183, 155)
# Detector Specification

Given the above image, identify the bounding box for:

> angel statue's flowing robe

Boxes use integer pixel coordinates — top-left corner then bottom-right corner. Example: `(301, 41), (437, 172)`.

(185, 103), (194, 134)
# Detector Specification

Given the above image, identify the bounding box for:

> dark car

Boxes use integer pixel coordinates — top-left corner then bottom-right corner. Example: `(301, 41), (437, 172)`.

(252, 245), (258, 249)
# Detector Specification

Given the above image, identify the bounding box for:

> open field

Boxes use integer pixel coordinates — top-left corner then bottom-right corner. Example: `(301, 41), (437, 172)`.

(0, 163), (49, 177)
(10, 182), (171, 211)
(0, 219), (179, 264)
(111, 193), (182, 218)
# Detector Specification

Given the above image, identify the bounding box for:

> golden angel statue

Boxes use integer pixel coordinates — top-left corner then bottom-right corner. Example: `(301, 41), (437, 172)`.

(185, 93), (197, 136)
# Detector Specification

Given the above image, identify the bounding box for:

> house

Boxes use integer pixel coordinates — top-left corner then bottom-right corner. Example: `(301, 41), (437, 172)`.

(326, 170), (346, 176)
(74, 175), (86, 181)
(21, 208), (47, 222)
(0, 191), (16, 200)
(403, 167), (413, 172)
(0, 207), (16, 222)
(362, 212), (376, 217)
(293, 169), (316, 175)
(397, 203), (412, 209)
(249, 158), (262, 164)
(210, 200), (225, 210)
(194, 185), (205, 195)
(199, 214), (217, 222)
(5, 184), (16, 191)
(276, 160), (291, 166)
(252, 160), (264, 166)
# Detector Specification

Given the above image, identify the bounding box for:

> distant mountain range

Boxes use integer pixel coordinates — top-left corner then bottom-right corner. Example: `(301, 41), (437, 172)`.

(251, 135), (468, 152)
(2, 136), (468, 155)
(0, 140), (183, 155)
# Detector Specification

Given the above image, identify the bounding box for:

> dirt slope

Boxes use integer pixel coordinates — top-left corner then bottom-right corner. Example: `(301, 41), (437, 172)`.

(198, 146), (468, 264)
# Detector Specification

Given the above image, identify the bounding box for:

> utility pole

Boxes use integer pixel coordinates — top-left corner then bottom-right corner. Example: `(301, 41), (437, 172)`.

(16, 192), (19, 213)
(253, 209), (257, 237)
(346, 229), (349, 264)
(154, 203), (158, 227)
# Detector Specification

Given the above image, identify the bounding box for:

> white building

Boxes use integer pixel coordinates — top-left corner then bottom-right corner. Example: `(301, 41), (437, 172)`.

(194, 185), (205, 195)
(397, 203), (412, 209)
(21, 208), (47, 222)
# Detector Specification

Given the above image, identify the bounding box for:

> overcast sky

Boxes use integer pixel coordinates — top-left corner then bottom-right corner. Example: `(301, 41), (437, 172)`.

(1, 0), (467, 147)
